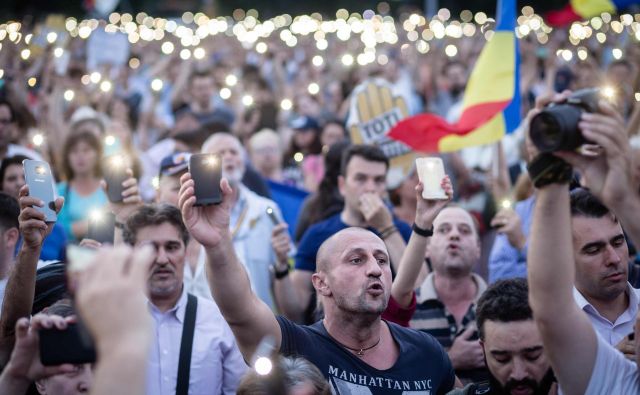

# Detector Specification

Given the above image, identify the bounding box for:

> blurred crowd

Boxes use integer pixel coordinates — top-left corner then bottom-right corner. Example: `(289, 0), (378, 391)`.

(0, 4), (638, 395)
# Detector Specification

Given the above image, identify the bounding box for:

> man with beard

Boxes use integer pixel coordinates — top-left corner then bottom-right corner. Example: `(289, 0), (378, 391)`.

(406, 206), (488, 383)
(195, 132), (287, 311)
(122, 204), (247, 395)
(448, 278), (556, 395)
(178, 171), (456, 393)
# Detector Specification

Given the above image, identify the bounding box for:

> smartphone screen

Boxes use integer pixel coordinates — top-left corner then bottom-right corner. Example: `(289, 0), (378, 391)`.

(102, 154), (128, 203)
(87, 210), (115, 244)
(189, 153), (222, 206)
(415, 157), (447, 200)
(39, 323), (97, 366)
(22, 159), (57, 222)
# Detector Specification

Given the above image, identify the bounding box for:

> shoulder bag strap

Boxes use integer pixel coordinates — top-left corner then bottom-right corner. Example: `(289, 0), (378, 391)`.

(176, 293), (198, 395)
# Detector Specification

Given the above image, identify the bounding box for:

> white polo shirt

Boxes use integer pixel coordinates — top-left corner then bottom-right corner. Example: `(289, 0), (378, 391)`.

(573, 283), (640, 346)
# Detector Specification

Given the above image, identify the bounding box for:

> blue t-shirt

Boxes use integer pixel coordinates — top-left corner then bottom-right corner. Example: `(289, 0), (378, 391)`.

(295, 213), (412, 272)
(278, 316), (455, 394)
(56, 182), (108, 241)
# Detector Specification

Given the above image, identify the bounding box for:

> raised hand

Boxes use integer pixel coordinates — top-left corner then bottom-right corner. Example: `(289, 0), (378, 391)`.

(75, 246), (153, 354)
(3, 315), (75, 383)
(104, 168), (142, 223)
(414, 175), (453, 229)
(491, 208), (526, 250)
(554, 100), (631, 207)
(271, 223), (291, 267)
(178, 173), (233, 249)
(18, 185), (64, 249)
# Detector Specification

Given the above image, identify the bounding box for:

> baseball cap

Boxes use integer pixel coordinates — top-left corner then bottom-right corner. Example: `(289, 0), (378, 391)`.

(289, 115), (320, 131)
(159, 152), (192, 177)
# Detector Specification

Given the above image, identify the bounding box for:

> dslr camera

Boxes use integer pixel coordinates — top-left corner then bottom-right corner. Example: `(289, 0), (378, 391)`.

(529, 88), (601, 152)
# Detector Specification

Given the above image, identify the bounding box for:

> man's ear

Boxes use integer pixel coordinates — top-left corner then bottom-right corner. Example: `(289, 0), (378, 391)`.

(4, 228), (19, 249)
(311, 272), (331, 297)
(35, 379), (47, 394)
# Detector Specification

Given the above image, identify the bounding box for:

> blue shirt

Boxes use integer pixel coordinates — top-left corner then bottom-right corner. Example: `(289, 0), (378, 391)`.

(295, 213), (412, 272)
(488, 195), (536, 283)
(56, 182), (108, 242)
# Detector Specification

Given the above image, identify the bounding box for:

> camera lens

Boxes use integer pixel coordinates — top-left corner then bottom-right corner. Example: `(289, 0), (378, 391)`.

(530, 113), (562, 152)
(35, 166), (45, 175)
(530, 104), (585, 152)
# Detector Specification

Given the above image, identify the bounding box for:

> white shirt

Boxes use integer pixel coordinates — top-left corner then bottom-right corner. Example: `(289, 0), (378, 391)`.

(186, 185), (292, 309)
(146, 290), (247, 395)
(585, 332), (640, 394)
(573, 283), (640, 346)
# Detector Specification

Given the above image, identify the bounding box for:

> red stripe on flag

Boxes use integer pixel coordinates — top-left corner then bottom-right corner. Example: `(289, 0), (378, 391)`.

(545, 4), (581, 26)
(388, 99), (510, 152)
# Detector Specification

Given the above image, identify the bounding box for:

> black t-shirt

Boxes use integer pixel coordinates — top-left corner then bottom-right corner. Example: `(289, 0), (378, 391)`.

(277, 316), (455, 394)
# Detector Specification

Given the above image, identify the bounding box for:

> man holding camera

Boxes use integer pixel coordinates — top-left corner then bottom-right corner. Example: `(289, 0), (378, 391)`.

(527, 92), (640, 394)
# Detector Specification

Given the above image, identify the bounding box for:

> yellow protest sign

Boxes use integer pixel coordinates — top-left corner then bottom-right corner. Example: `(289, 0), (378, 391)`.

(347, 78), (415, 188)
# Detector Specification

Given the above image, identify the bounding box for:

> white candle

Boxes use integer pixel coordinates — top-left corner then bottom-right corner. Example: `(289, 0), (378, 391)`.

(416, 157), (447, 200)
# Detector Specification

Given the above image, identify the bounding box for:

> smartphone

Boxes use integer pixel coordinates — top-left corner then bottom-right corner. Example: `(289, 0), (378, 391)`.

(415, 157), (447, 200)
(23, 160), (57, 222)
(189, 153), (222, 206)
(87, 210), (115, 244)
(102, 154), (128, 203)
(39, 323), (97, 366)
(266, 207), (279, 226)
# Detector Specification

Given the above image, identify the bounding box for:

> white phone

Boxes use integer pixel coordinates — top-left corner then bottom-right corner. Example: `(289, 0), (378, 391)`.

(415, 157), (447, 200)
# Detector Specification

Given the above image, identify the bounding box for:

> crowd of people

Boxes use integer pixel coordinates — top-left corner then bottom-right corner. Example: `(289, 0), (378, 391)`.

(0, 4), (638, 395)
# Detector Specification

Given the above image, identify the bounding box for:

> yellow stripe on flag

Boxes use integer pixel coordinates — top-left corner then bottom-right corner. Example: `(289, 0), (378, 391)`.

(438, 113), (506, 152)
(461, 32), (515, 109)
(571, 0), (616, 17)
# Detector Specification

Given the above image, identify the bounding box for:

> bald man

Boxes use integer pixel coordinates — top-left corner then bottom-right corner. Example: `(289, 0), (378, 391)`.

(179, 173), (456, 394)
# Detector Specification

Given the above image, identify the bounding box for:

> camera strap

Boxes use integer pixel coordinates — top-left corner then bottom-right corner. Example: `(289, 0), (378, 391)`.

(176, 293), (198, 395)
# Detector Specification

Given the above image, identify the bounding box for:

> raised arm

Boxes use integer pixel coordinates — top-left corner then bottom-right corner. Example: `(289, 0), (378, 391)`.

(528, 183), (596, 395)
(392, 177), (452, 307)
(178, 173), (281, 360)
(0, 186), (64, 368)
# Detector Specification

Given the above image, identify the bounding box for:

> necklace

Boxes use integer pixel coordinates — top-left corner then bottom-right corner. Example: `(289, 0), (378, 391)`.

(328, 333), (382, 357)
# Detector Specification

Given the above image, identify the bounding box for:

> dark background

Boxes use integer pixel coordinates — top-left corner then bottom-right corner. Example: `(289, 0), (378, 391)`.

(0, 0), (571, 21)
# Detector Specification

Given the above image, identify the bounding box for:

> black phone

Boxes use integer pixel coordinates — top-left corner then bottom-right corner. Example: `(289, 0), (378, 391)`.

(102, 154), (128, 203)
(189, 153), (222, 206)
(39, 323), (97, 366)
(87, 211), (116, 244)
(22, 160), (57, 223)
(266, 207), (279, 226)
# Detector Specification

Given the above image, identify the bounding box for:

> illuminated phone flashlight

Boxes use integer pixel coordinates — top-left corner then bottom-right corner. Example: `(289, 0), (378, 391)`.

(500, 198), (513, 210)
(110, 154), (125, 169)
(46, 32), (58, 44)
(293, 152), (304, 163)
(265, 206), (279, 225)
(252, 336), (276, 376)
(151, 78), (163, 92)
(64, 89), (75, 102)
(89, 72), (101, 84)
(32, 133), (44, 147)
(280, 98), (292, 111)
(100, 80), (112, 93)
(35, 165), (46, 175)
(225, 74), (238, 87)
(89, 209), (104, 223)
(601, 86), (616, 101)
(204, 154), (219, 167)
(242, 94), (254, 107)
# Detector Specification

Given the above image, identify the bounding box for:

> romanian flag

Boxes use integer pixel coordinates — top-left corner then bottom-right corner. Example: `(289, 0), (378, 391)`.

(546, 0), (640, 26)
(388, 0), (520, 153)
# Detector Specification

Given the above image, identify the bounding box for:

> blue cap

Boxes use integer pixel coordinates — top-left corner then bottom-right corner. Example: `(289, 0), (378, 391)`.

(159, 152), (192, 177)
(289, 115), (320, 131)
